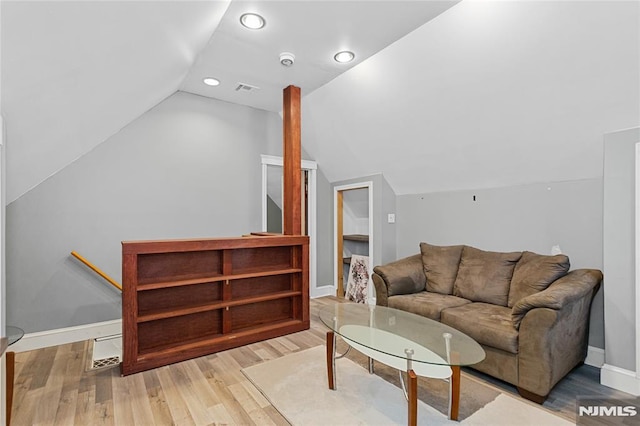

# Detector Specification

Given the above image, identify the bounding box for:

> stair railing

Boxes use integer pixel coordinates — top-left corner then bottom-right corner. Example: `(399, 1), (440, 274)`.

(70, 251), (122, 291)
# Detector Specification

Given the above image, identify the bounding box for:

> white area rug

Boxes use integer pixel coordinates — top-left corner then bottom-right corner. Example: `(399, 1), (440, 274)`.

(242, 346), (573, 426)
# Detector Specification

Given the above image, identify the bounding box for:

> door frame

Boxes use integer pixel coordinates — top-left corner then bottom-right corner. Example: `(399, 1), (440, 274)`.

(333, 181), (373, 297)
(260, 154), (318, 296)
(636, 142), (640, 378)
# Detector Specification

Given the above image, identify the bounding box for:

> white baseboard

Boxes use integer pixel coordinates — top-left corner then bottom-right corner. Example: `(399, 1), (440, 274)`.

(10, 319), (122, 353)
(585, 345), (605, 368)
(311, 285), (335, 298)
(601, 363), (640, 396)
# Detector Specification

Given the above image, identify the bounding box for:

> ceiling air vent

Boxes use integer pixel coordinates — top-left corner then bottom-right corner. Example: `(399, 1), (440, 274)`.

(235, 82), (260, 92)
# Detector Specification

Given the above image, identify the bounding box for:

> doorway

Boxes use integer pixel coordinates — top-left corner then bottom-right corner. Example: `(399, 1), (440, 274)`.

(334, 182), (373, 299)
(261, 155), (317, 295)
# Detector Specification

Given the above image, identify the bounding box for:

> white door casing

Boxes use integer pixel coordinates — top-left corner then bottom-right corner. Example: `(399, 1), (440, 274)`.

(333, 181), (374, 300)
(260, 155), (318, 297)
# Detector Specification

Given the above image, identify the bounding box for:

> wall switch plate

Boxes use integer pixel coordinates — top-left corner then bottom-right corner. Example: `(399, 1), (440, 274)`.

(387, 213), (396, 223)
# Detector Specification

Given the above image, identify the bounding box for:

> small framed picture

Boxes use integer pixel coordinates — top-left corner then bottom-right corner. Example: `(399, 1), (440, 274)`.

(346, 255), (369, 303)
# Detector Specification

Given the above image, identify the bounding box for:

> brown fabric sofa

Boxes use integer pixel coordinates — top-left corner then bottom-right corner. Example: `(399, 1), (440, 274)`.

(372, 242), (602, 403)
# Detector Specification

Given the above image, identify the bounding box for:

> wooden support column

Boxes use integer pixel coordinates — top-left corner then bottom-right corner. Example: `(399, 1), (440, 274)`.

(283, 85), (302, 235)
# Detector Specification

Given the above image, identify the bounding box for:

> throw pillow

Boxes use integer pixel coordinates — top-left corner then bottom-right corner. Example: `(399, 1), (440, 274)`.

(453, 246), (522, 306)
(507, 251), (570, 307)
(420, 242), (464, 295)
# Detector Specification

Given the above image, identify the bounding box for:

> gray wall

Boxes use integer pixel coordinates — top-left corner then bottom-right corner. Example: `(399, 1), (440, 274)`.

(314, 167), (333, 287)
(266, 195), (282, 234)
(396, 178), (604, 349)
(7, 91), (283, 333)
(603, 127), (639, 371)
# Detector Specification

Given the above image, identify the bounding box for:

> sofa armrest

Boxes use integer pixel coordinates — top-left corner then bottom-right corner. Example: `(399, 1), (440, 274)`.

(515, 269), (602, 398)
(372, 254), (425, 306)
(511, 269), (602, 329)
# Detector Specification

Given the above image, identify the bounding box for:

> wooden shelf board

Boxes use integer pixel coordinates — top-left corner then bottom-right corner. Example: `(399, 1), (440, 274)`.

(137, 332), (224, 357)
(137, 290), (302, 323)
(137, 276), (225, 291)
(343, 234), (369, 242)
(227, 267), (301, 281)
(136, 318), (304, 360)
(137, 268), (302, 291)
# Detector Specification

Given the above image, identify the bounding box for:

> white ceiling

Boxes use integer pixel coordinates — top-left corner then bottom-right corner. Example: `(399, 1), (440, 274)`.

(301, 0), (640, 194)
(180, 0), (460, 112)
(1, 0), (459, 203)
(1, 1), (231, 203)
(2, 0), (638, 202)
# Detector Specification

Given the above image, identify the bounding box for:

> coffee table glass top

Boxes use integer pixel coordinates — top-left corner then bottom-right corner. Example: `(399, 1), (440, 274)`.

(319, 303), (485, 367)
(7, 326), (24, 346)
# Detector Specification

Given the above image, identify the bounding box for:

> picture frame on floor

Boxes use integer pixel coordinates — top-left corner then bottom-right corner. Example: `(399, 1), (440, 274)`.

(346, 255), (369, 303)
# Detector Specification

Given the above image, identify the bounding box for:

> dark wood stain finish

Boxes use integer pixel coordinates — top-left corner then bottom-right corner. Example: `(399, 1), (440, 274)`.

(121, 235), (309, 375)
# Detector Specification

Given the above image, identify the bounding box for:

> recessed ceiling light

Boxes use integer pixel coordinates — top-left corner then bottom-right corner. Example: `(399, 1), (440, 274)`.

(334, 51), (355, 63)
(240, 13), (265, 30)
(203, 77), (220, 86)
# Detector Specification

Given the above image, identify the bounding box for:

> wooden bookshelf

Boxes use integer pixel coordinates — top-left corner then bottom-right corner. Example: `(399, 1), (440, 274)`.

(121, 235), (309, 375)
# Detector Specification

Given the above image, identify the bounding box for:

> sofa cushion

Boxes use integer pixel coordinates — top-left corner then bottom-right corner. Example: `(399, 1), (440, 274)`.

(420, 242), (464, 295)
(441, 303), (519, 354)
(388, 291), (471, 321)
(453, 246), (522, 306)
(507, 251), (570, 307)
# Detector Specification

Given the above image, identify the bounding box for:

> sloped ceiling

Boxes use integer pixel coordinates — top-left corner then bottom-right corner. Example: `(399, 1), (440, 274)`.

(180, 0), (459, 112)
(1, 0), (460, 204)
(1, 1), (231, 203)
(2, 1), (638, 202)
(302, 0), (640, 195)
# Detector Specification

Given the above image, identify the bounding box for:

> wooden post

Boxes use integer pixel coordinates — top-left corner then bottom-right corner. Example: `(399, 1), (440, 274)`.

(283, 85), (302, 235)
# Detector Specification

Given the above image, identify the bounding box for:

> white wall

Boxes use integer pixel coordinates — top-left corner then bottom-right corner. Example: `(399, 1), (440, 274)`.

(6, 91), (283, 333)
(342, 187), (369, 236)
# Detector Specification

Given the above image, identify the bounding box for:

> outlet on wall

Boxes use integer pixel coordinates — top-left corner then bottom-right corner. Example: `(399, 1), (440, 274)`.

(387, 213), (396, 223)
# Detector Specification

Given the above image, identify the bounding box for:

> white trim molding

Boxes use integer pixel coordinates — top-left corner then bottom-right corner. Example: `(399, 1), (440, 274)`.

(635, 142), (640, 380)
(310, 285), (335, 299)
(601, 364), (640, 396)
(260, 155), (319, 298)
(585, 346), (605, 368)
(9, 319), (122, 353)
(333, 181), (374, 298)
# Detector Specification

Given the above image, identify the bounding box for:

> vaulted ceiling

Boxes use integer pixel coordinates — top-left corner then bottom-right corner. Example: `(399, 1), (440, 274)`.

(301, 0), (639, 195)
(1, 0), (458, 203)
(1, 0), (638, 202)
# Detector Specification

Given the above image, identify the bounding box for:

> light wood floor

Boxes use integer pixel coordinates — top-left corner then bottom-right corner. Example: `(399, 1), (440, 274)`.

(10, 296), (633, 425)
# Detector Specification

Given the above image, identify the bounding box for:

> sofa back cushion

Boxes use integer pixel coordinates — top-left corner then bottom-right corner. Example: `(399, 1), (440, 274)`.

(507, 251), (570, 307)
(453, 246), (522, 306)
(420, 243), (464, 295)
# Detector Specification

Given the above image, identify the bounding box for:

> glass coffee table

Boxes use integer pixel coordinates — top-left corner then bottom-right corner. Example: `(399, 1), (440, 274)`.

(319, 303), (485, 425)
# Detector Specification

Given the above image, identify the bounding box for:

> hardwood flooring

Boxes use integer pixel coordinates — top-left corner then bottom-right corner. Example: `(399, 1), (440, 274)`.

(10, 297), (634, 425)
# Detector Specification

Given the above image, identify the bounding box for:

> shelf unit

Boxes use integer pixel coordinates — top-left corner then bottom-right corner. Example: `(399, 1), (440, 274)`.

(121, 235), (309, 375)
(342, 235), (369, 265)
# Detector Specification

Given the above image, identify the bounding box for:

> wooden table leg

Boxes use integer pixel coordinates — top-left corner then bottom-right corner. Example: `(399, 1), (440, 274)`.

(326, 331), (336, 390)
(449, 365), (461, 421)
(408, 369), (417, 426)
(7, 351), (16, 426)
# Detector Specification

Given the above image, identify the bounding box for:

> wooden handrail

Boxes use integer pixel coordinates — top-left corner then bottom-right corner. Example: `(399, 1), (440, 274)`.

(70, 251), (122, 291)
